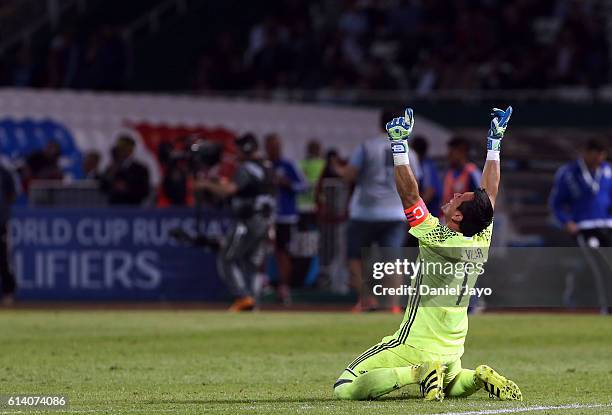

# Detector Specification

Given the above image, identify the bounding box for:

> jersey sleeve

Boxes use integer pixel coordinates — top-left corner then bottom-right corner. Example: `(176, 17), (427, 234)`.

(408, 214), (455, 246)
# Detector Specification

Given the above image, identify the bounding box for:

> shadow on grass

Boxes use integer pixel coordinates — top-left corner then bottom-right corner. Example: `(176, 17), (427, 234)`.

(144, 396), (422, 405)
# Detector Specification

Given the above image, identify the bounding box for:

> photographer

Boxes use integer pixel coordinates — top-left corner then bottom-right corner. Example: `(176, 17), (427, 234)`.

(195, 133), (275, 312)
(158, 137), (226, 207)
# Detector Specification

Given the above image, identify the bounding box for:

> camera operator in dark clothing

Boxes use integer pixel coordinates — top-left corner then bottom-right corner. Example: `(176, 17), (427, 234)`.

(157, 140), (190, 206)
(195, 133), (275, 311)
(189, 140), (228, 210)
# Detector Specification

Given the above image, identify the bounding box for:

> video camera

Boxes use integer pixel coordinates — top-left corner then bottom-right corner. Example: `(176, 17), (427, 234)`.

(158, 136), (223, 173)
(188, 139), (223, 170)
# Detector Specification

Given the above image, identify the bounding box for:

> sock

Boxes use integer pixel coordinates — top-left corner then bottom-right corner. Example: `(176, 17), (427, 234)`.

(334, 366), (420, 400)
(445, 369), (482, 398)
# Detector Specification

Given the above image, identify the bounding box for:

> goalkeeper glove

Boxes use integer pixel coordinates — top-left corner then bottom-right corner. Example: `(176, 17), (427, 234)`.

(385, 108), (414, 166)
(487, 106), (512, 160)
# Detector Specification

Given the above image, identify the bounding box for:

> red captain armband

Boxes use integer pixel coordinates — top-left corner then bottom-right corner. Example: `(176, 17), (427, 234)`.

(404, 199), (429, 226)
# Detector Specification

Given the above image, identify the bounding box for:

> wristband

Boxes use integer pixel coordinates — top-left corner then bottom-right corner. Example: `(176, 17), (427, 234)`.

(404, 198), (429, 226)
(391, 139), (410, 166)
(487, 138), (501, 161)
(486, 150), (500, 161)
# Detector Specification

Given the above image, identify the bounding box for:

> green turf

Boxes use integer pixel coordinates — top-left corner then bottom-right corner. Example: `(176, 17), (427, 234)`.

(0, 311), (611, 414)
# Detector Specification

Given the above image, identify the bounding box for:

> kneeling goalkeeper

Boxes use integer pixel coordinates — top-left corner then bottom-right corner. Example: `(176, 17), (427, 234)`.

(333, 107), (522, 402)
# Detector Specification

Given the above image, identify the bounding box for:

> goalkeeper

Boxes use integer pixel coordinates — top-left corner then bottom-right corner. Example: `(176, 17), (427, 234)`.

(333, 107), (522, 402)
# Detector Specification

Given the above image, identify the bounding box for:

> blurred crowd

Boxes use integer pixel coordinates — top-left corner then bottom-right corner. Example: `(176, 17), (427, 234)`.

(16, 135), (150, 206)
(201, 0), (609, 93)
(5, 24), (128, 90)
(1, 0), (610, 93)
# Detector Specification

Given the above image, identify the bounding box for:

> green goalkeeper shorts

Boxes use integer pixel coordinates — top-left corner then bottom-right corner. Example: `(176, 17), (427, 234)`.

(339, 334), (463, 388)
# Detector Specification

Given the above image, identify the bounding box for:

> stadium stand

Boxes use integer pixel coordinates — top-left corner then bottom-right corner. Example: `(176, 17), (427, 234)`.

(1, 0), (610, 95)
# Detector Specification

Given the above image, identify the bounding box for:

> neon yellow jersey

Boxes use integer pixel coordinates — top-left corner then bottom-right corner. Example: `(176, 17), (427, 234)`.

(391, 213), (493, 359)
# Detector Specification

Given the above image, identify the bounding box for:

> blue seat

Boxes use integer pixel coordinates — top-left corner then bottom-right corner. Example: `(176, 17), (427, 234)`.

(0, 118), (84, 178)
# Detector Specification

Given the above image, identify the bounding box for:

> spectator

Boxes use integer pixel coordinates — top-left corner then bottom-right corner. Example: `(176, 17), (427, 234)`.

(411, 136), (442, 217)
(315, 149), (348, 222)
(102, 136), (150, 205)
(7, 1), (611, 93)
(442, 137), (481, 205)
(315, 149), (350, 293)
(47, 28), (79, 88)
(157, 141), (189, 206)
(84, 25), (127, 91)
(250, 26), (292, 89)
(0, 161), (17, 304)
(298, 139), (325, 211)
(26, 140), (64, 181)
(195, 32), (244, 91)
(12, 45), (36, 87)
(265, 133), (307, 305)
(549, 138), (611, 314)
(332, 109), (420, 313)
(82, 151), (102, 180)
(162, 161), (188, 206)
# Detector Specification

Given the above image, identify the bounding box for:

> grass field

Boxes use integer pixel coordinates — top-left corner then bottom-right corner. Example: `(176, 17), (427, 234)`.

(1, 311), (611, 414)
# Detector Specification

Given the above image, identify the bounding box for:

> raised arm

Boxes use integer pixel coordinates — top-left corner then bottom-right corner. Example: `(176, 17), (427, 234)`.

(481, 159), (500, 208)
(481, 106), (513, 209)
(385, 108), (420, 209)
(394, 164), (420, 208)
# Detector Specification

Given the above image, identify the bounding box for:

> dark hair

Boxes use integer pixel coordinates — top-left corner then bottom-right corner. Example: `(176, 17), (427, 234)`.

(457, 188), (493, 237)
(585, 138), (606, 152)
(117, 135), (135, 148)
(411, 136), (429, 158)
(306, 139), (321, 156)
(448, 136), (470, 153)
(380, 108), (398, 131)
(235, 133), (258, 155)
(325, 148), (339, 161)
(85, 151), (101, 161)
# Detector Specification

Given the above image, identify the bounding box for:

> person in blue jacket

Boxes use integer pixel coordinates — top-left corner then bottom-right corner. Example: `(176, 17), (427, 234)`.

(550, 138), (611, 314)
(265, 133), (307, 305)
